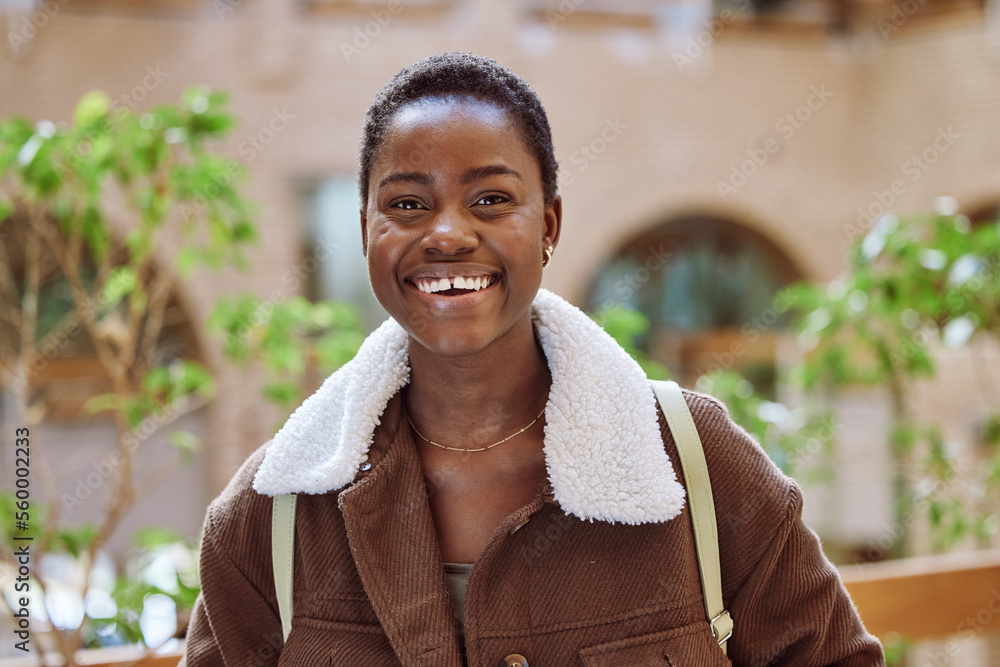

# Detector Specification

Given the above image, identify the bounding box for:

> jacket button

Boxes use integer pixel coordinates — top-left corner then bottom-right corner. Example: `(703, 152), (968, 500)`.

(503, 655), (528, 667)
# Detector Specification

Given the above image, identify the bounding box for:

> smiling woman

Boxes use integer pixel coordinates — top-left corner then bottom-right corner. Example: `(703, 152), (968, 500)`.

(181, 53), (885, 667)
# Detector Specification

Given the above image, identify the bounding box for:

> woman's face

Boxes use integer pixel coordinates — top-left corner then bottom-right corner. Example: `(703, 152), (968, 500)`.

(361, 96), (561, 359)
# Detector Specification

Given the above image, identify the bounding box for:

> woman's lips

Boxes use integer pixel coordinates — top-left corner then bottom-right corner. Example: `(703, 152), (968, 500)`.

(406, 274), (502, 307)
(408, 273), (501, 295)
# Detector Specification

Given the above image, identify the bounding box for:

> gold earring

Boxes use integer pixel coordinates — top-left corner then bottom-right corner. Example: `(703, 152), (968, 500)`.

(542, 245), (554, 267)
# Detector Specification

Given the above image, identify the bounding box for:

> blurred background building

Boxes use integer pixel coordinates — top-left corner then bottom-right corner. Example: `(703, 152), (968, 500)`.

(1, 0), (999, 661)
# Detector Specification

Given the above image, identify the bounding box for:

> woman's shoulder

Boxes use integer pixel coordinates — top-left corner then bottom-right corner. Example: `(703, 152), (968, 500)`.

(666, 387), (802, 583)
(678, 387), (793, 500)
(201, 441), (275, 546)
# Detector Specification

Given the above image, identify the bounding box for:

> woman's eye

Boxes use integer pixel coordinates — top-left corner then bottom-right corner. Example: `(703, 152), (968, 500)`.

(391, 199), (425, 211)
(475, 194), (509, 206)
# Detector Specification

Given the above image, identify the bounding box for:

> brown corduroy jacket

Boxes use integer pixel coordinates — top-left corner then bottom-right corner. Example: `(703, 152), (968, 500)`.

(182, 390), (883, 666)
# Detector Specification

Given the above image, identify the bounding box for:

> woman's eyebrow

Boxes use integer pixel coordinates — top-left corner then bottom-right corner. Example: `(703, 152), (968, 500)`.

(378, 171), (432, 190)
(377, 165), (522, 191)
(460, 165), (523, 184)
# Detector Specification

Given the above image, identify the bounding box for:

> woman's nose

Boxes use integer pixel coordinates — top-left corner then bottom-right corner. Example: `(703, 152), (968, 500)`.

(420, 208), (478, 255)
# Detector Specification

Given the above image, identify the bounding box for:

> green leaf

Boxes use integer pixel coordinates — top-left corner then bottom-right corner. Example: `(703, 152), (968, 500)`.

(981, 414), (1000, 447)
(84, 392), (125, 414)
(882, 633), (911, 665)
(74, 91), (112, 128)
(175, 247), (200, 278)
(263, 381), (300, 407)
(177, 360), (215, 397)
(131, 525), (184, 549)
(102, 266), (138, 306)
(315, 329), (365, 372)
(265, 341), (305, 375)
(141, 366), (172, 395)
(169, 430), (200, 453)
(232, 219), (256, 242)
(82, 206), (110, 262)
(54, 523), (98, 558)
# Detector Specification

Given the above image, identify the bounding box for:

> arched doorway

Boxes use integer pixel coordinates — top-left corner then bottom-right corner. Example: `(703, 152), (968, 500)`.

(585, 215), (803, 393)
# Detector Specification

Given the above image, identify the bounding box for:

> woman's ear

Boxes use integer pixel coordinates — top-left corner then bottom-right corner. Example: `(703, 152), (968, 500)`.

(360, 208), (368, 257)
(544, 193), (563, 250)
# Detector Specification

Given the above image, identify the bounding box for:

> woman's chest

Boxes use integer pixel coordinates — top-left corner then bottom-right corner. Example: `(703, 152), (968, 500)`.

(419, 442), (548, 564)
(286, 495), (722, 666)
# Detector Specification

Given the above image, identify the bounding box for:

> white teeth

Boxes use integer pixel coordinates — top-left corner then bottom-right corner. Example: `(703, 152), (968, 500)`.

(413, 275), (495, 293)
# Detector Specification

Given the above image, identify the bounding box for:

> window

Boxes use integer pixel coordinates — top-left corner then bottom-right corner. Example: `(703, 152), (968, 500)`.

(301, 176), (386, 331)
(0, 220), (202, 420)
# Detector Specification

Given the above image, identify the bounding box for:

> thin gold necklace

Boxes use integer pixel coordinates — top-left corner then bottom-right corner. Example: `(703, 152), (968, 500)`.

(407, 405), (546, 453)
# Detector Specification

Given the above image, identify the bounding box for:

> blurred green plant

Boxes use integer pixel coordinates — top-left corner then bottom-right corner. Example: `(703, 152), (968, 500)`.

(593, 208), (1000, 556)
(0, 87), (252, 664)
(0, 87), (363, 662)
(695, 369), (834, 483)
(591, 302), (671, 380)
(881, 633), (911, 665)
(780, 210), (1000, 553)
(84, 527), (199, 648)
(207, 294), (365, 416)
(591, 302), (832, 480)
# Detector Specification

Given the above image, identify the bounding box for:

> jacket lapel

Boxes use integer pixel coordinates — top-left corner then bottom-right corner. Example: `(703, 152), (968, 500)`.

(337, 395), (463, 666)
(254, 288), (686, 525)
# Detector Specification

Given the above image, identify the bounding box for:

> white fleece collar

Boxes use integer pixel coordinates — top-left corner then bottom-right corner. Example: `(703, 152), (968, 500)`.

(253, 289), (686, 525)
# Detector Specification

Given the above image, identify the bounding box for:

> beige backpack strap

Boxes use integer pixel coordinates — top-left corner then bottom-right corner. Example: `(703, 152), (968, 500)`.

(650, 380), (733, 655)
(271, 493), (298, 644)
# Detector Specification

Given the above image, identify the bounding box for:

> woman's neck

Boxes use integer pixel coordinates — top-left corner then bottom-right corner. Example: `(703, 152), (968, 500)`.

(405, 318), (551, 450)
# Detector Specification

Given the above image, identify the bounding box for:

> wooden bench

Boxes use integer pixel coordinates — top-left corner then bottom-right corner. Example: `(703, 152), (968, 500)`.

(840, 549), (1000, 640)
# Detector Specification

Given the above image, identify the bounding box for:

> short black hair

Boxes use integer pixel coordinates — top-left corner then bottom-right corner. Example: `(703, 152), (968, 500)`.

(358, 52), (558, 207)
